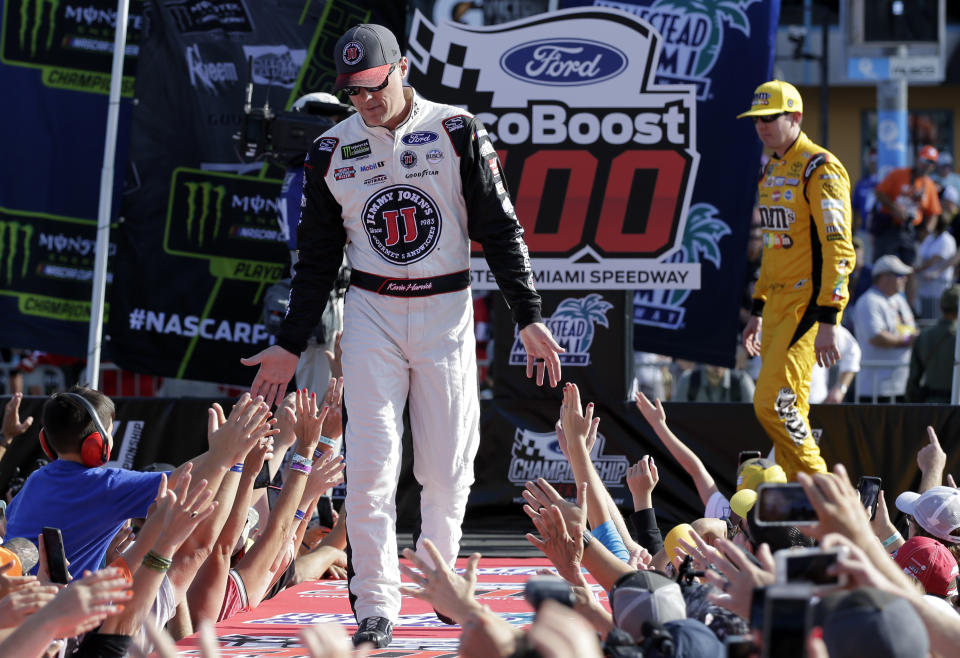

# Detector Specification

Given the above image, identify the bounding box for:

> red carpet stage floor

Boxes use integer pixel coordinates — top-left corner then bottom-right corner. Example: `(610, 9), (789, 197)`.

(175, 557), (608, 656)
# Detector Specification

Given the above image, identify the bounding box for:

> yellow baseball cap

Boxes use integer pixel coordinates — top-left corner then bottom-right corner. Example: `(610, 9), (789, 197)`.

(730, 489), (758, 519)
(737, 80), (803, 118)
(664, 523), (695, 561)
(737, 458), (787, 492)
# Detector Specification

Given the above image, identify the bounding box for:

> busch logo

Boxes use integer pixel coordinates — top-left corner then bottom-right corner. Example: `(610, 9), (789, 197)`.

(183, 181), (226, 247)
(508, 427), (628, 486)
(242, 45), (306, 89)
(511, 294), (612, 367)
(775, 387), (810, 446)
(500, 39), (627, 85)
(0, 221), (34, 285)
(185, 44), (239, 94)
(593, 0), (761, 100)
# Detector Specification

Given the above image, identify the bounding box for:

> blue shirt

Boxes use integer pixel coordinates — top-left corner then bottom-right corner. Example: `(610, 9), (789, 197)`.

(5, 460), (162, 575)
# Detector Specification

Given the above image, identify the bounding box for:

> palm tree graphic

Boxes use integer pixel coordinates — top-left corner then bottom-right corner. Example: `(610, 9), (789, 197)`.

(553, 294), (614, 355)
(652, 0), (759, 78)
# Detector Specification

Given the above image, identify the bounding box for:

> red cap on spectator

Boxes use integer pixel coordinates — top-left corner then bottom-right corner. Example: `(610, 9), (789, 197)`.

(894, 536), (959, 597)
(918, 145), (939, 163)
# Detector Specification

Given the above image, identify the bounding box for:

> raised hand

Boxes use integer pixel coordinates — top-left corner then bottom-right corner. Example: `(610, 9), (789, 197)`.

(323, 331), (344, 381)
(3, 392), (34, 440)
(303, 453), (346, 502)
(554, 417), (599, 461)
(0, 558), (39, 600)
(626, 455), (658, 511)
(398, 539), (482, 624)
(525, 503), (584, 584)
(560, 383), (594, 449)
(522, 478), (587, 533)
(0, 583), (58, 628)
(319, 377), (344, 442)
(633, 390), (666, 428)
(294, 388), (329, 451)
(40, 567), (133, 638)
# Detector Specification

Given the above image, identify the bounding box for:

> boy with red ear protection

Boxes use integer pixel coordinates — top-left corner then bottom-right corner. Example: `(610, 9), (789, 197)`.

(5, 387), (277, 582)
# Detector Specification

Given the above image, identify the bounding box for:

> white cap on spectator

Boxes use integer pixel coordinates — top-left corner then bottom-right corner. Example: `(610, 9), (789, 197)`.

(896, 486), (960, 544)
(872, 254), (913, 277)
(942, 185), (959, 205)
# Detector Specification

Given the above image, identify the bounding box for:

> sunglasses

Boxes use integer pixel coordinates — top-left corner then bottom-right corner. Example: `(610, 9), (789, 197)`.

(752, 112), (786, 124)
(342, 63), (397, 97)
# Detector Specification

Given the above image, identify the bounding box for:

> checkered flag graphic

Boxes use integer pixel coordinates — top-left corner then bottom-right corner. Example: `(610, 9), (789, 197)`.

(512, 430), (558, 460)
(407, 14), (494, 108)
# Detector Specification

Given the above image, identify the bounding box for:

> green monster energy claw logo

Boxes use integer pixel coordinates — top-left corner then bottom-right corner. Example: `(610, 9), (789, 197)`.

(0, 221), (34, 285)
(183, 182), (226, 247)
(18, 0), (60, 58)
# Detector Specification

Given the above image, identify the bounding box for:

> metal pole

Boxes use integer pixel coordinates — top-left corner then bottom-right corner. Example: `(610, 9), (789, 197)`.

(84, 0), (131, 390)
(819, 8), (829, 148)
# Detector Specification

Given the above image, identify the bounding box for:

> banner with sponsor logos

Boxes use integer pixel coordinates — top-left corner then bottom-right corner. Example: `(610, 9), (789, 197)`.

(0, 0), (141, 356)
(106, 0), (405, 384)
(554, 0), (780, 366)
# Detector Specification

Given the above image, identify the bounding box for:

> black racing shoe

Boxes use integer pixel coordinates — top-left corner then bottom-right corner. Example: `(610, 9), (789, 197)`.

(434, 608), (457, 625)
(352, 616), (393, 648)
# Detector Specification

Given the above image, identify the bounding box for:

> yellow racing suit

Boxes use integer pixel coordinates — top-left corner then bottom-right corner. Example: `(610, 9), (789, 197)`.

(751, 131), (856, 478)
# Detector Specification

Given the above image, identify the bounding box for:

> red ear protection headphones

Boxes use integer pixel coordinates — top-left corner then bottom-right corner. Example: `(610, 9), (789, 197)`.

(38, 392), (111, 468)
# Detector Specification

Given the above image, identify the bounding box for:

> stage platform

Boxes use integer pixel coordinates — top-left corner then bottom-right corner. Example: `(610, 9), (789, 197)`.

(174, 542), (604, 657)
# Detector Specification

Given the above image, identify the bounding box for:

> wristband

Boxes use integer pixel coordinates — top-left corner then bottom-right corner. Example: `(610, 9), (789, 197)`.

(230, 463), (244, 473)
(582, 529), (593, 547)
(881, 531), (902, 548)
(142, 550), (172, 572)
(289, 462), (312, 476)
(291, 453), (312, 468)
(294, 509), (307, 521)
(317, 435), (339, 449)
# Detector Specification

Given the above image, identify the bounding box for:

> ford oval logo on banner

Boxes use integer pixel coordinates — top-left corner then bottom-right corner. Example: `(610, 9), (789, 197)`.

(500, 39), (627, 86)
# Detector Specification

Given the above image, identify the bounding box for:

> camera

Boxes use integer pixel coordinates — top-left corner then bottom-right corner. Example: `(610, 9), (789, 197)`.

(751, 584), (812, 658)
(233, 58), (352, 166)
(774, 546), (848, 588)
(754, 483), (818, 526)
(856, 476), (882, 521)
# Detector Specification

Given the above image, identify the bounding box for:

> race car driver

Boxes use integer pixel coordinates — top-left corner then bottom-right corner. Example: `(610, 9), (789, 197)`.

(739, 80), (856, 479)
(242, 23), (563, 648)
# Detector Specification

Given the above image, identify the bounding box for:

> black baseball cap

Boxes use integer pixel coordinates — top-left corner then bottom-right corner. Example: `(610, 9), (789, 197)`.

(333, 24), (401, 91)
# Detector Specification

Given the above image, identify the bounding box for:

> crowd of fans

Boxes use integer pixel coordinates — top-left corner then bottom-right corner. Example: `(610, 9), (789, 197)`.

(1, 365), (958, 656)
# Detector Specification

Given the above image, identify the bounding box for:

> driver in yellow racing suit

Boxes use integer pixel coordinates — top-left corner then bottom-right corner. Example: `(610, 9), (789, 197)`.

(739, 80), (856, 479)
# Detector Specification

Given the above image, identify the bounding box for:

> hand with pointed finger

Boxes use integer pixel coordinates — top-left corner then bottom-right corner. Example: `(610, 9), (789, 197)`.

(519, 322), (564, 387)
(633, 390), (667, 428)
(917, 425), (947, 477)
(398, 538), (482, 624)
(241, 344), (299, 408)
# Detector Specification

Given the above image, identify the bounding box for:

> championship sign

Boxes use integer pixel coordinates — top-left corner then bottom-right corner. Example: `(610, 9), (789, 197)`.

(406, 8), (700, 290)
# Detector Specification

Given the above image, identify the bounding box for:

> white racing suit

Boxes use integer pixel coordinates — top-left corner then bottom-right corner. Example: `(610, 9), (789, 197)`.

(276, 88), (542, 622)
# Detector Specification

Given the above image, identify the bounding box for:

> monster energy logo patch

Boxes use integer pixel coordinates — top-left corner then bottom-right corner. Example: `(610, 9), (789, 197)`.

(0, 221), (34, 285)
(16, 0), (59, 57)
(183, 182), (225, 247)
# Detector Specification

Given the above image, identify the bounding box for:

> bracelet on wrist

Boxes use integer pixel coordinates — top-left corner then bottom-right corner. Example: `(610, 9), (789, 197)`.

(142, 550), (172, 572)
(294, 509), (307, 521)
(291, 453), (312, 468)
(582, 529), (593, 548)
(881, 531), (902, 548)
(317, 435), (338, 449)
(289, 462), (312, 476)
(229, 463), (244, 473)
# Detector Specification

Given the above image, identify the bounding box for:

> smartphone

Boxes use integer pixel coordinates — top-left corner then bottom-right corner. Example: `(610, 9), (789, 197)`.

(42, 526), (69, 584)
(775, 546), (848, 587)
(754, 483), (818, 526)
(762, 585), (812, 658)
(857, 476), (882, 521)
(252, 461), (271, 490)
(726, 634), (759, 658)
(316, 495), (335, 528)
(524, 575), (575, 611)
(738, 450), (763, 466)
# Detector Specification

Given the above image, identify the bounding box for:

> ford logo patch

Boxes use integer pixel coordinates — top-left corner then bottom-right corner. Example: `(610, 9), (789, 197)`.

(401, 131), (439, 145)
(500, 39), (626, 86)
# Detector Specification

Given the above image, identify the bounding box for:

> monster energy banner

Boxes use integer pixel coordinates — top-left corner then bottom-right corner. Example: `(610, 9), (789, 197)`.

(2, 397), (957, 534)
(0, 0), (141, 356)
(107, 1), (404, 384)
(556, 0), (780, 366)
(1, 0), (143, 95)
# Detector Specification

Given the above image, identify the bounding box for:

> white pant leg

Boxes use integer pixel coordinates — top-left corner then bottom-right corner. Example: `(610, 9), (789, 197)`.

(407, 290), (480, 570)
(341, 290), (409, 621)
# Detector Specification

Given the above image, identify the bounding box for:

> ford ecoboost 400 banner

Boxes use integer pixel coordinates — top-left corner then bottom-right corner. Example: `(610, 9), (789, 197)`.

(409, 2), (779, 366)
